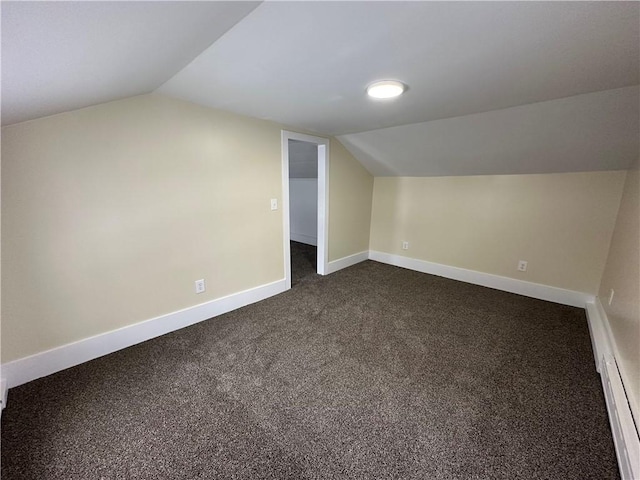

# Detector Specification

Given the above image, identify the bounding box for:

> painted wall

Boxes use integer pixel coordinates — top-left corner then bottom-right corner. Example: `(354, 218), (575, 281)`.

(288, 140), (318, 179)
(598, 164), (639, 425)
(1, 93), (374, 364)
(289, 179), (318, 246)
(370, 172), (626, 294)
(328, 139), (374, 261)
(1, 94), (284, 362)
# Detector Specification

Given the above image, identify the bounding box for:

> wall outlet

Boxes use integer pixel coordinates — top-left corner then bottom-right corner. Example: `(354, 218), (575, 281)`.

(608, 289), (615, 305)
(517, 260), (528, 272)
(270, 198), (278, 210)
(195, 279), (206, 294)
(402, 241), (409, 250)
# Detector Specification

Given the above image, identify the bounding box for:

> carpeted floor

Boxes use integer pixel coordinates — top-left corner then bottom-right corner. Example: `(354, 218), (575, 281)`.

(1, 258), (619, 479)
(291, 240), (318, 286)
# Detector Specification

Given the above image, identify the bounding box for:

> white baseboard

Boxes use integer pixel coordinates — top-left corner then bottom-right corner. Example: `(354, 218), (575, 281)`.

(585, 301), (613, 373)
(291, 232), (317, 246)
(586, 298), (639, 480)
(588, 299), (639, 423)
(369, 251), (592, 308)
(1, 278), (288, 390)
(326, 250), (369, 274)
(600, 353), (640, 480)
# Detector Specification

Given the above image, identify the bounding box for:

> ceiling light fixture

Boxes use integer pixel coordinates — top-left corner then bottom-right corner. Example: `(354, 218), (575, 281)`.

(366, 80), (406, 99)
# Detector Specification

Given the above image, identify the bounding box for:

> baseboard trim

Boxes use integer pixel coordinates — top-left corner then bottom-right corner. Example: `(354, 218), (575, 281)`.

(290, 232), (317, 246)
(585, 301), (612, 373)
(2, 279), (288, 390)
(369, 251), (592, 307)
(326, 250), (369, 274)
(586, 297), (639, 425)
(600, 354), (640, 480)
(585, 299), (639, 479)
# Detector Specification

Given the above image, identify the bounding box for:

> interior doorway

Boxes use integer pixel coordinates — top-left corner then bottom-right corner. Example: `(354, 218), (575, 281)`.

(281, 131), (329, 290)
(288, 139), (318, 285)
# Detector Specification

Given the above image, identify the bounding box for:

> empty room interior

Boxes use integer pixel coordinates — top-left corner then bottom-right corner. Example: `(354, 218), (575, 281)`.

(1, 2), (639, 479)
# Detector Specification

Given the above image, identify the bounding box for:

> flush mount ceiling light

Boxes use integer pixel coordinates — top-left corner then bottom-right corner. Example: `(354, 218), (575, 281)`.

(366, 80), (406, 99)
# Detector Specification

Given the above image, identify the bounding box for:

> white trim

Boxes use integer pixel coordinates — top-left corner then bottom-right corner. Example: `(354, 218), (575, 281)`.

(281, 132), (292, 290)
(326, 250), (369, 274)
(290, 232), (317, 246)
(586, 297), (640, 426)
(597, 299), (637, 413)
(281, 131), (329, 285)
(600, 354), (640, 480)
(586, 299), (640, 479)
(1, 279), (287, 390)
(1, 378), (7, 412)
(317, 143), (329, 275)
(368, 251), (592, 308)
(585, 301), (612, 373)
(586, 298), (639, 430)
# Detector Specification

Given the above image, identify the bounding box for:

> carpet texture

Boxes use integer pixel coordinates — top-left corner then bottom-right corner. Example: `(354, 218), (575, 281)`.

(1, 253), (619, 479)
(290, 241), (318, 286)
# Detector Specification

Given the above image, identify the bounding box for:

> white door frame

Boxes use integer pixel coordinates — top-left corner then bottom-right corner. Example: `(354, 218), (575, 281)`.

(281, 130), (329, 289)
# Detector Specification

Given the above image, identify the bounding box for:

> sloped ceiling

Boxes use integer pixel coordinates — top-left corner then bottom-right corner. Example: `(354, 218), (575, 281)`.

(158, 1), (639, 136)
(2, 1), (639, 176)
(338, 86), (639, 177)
(1, 1), (260, 125)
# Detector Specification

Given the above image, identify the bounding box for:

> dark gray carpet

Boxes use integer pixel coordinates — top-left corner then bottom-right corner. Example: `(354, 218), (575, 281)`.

(1, 260), (619, 479)
(291, 241), (317, 285)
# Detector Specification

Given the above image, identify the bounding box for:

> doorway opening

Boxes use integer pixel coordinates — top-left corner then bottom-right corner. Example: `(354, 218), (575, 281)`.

(281, 131), (329, 290)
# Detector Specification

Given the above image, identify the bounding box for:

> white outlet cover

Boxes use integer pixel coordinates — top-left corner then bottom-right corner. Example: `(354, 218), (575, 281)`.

(517, 260), (528, 272)
(195, 279), (206, 294)
(270, 198), (278, 210)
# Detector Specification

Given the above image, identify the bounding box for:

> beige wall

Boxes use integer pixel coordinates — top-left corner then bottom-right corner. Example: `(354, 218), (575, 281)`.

(328, 139), (373, 261)
(1, 94), (373, 363)
(370, 172), (626, 294)
(598, 165), (639, 425)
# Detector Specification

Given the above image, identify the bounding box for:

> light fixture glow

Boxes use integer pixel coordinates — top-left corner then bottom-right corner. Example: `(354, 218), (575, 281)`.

(366, 80), (406, 99)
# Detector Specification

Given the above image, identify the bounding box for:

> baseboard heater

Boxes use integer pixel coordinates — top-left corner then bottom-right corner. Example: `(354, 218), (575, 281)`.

(600, 353), (639, 480)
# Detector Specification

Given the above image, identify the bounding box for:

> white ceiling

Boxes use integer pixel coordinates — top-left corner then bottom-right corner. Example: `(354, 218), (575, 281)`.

(1, 1), (260, 125)
(2, 1), (638, 176)
(338, 86), (639, 177)
(159, 1), (639, 135)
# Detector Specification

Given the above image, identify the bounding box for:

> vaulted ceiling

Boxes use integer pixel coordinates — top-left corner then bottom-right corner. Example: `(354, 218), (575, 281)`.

(3, 1), (639, 176)
(1, 1), (260, 126)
